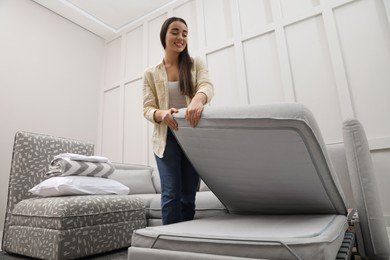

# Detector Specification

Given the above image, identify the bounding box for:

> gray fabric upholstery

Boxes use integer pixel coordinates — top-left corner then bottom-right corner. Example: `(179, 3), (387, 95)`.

(133, 191), (227, 226)
(2, 131), (94, 251)
(2, 131), (146, 259)
(132, 214), (348, 260)
(130, 104), (350, 259)
(343, 119), (390, 259)
(6, 221), (142, 259)
(109, 164), (157, 195)
(111, 161), (227, 226)
(10, 195), (144, 229)
(173, 103), (347, 215)
(326, 143), (356, 209)
(128, 247), (266, 260)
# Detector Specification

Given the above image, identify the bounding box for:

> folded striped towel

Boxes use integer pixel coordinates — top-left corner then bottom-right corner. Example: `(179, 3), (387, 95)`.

(54, 153), (109, 163)
(46, 154), (115, 178)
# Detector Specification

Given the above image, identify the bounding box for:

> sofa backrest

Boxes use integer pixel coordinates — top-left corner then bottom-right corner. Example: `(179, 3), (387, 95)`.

(110, 162), (157, 194)
(2, 131), (94, 249)
(343, 119), (390, 259)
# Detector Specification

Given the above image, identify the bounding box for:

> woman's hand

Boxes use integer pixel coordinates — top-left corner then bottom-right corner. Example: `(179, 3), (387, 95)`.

(186, 93), (207, 128)
(157, 108), (179, 130)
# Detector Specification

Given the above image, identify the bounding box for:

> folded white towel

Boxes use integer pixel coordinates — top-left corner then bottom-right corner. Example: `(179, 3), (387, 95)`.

(54, 153), (109, 163)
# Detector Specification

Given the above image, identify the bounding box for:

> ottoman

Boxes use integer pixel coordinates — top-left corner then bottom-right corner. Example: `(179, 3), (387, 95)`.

(4, 195), (146, 259)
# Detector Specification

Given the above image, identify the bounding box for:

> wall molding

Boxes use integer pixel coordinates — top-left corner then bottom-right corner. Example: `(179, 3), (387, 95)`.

(369, 136), (390, 151)
(99, 0), (390, 158)
(99, 0), (390, 170)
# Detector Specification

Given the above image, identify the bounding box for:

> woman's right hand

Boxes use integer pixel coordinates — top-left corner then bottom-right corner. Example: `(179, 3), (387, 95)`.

(158, 108), (179, 130)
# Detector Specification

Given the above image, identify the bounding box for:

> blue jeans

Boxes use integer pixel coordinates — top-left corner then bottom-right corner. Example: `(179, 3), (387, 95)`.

(155, 128), (199, 225)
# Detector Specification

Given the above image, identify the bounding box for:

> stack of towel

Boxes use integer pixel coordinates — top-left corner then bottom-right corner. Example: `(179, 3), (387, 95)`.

(46, 153), (115, 178)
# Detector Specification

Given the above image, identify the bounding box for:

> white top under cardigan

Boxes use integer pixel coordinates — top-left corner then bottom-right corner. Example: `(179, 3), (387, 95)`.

(168, 81), (187, 109)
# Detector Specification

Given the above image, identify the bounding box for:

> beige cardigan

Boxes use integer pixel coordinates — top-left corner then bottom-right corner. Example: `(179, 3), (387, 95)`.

(143, 57), (214, 158)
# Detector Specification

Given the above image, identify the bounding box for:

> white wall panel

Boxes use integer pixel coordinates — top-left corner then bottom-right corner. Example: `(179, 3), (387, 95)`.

(105, 37), (121, 87)
(238, 0), (272, 35)
(243, 33), (284, 104)
(173, 0), (199, 54)
(285, 16), (343, 143)
(101, 87), (121, 162)
(280, 0), (320, 19)
(148, 14), (167, 66)
(203, 0), (233, 47)
(334, 0), (390, 139)
(125, 26), (143, 80)
(207, 47), (238, 106)
(124, 80), (148, 165)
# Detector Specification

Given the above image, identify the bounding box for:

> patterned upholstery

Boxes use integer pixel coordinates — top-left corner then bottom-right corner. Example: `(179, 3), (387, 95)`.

(2, 131), (146, 259)
(10, 195), (145, 229)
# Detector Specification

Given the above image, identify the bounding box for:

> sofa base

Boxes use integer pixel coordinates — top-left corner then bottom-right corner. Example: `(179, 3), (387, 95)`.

(3, 195), (146, 259)
(128, 247), (264, 260)
(4, 220), (145, 259)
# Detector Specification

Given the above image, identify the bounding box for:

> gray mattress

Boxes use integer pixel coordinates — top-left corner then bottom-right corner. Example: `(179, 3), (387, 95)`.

(130, 103), (349, 259)
(131, 213), (347, 259)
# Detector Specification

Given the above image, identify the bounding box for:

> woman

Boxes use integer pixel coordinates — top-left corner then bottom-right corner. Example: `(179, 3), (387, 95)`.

(143, 17), (214, 225)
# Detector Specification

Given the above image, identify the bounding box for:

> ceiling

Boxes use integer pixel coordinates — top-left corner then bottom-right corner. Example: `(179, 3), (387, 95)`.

(33, 0), (176, 39)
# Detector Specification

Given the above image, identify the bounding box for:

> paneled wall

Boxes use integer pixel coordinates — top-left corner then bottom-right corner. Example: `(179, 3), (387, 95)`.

(99, 0), (390, 220)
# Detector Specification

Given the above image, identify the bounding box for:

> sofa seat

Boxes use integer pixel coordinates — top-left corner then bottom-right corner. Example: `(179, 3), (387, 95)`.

(132, 191), (228, 226)
(131, 213), (348, 260)
(128, 104), (352, 259)
(5, 195), (146, 259)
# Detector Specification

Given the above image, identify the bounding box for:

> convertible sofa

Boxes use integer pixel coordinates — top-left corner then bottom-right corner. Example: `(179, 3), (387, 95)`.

(2, 131), (226, 259)
(128, 103), (390, 260)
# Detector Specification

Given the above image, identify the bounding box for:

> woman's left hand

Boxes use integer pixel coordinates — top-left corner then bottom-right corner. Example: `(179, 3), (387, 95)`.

(186, 93), (206, 128)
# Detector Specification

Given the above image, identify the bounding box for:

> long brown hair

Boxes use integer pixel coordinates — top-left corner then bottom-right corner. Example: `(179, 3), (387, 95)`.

(160, 17), (194, 98)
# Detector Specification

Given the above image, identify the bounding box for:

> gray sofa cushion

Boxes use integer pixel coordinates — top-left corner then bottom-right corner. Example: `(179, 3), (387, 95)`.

(10, 195), (145, 229)
(109, 169), (156, 195)
(194, 191), (227, 218)
(343, 119), (390, 259)
(134, 191), (227, 224)
(173, 103), (347, 215)
(131, 103), (349, 259)
(132, 214), (348, 260)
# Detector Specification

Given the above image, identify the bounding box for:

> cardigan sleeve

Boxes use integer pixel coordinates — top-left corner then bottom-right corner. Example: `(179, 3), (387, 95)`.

(193, 57), (214, 104)
(143, 69), (159, 124)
